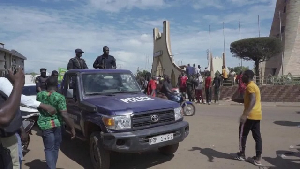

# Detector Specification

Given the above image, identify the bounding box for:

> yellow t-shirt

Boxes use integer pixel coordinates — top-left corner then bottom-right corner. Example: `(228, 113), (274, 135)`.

(222, 69), (228, 78)
(244, 81), (262, 120)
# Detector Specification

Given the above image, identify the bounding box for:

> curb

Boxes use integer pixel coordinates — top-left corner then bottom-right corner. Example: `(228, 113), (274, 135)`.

(229, 103), (300, 107)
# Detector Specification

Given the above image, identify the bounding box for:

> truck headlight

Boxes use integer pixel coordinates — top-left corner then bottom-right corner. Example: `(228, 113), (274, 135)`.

(102, 115), (131, 130)
(174, 107), (183, 121)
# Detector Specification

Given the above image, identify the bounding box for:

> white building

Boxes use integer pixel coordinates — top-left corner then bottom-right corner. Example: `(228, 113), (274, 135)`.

(0, 43), (26, 76)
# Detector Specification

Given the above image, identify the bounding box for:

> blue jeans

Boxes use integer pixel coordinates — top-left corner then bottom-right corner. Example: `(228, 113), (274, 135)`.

(42, 127), (62, 169)
(15, 133), (22, 169)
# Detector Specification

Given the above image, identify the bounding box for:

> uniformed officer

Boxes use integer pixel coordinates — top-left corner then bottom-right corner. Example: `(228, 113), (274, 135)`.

(51, 70), (58, 77)
(67, 49), (88, 70)
(35, 68), (49, 92)
(93, 46), (116, 69)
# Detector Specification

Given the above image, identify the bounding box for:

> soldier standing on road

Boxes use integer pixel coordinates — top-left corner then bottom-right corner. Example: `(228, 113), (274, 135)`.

(93, 46), (116, 69)
(67, 49), (88, 70)
(35, 68), (49, 93)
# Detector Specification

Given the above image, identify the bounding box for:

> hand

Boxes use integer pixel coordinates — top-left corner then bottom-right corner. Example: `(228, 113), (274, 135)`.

(8, 67), (25, 85)
(70, 128), (76, 139)
(240, 114), (247, 123)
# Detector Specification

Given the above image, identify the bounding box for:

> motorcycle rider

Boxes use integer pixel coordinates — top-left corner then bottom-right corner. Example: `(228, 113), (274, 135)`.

(93, 46), (116, 69)
(161, 76), (174, 100)
(186, 75), (198, 102)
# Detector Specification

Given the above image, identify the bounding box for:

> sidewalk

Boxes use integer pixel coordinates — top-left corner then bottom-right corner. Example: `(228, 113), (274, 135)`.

(217, 100), (300, 107)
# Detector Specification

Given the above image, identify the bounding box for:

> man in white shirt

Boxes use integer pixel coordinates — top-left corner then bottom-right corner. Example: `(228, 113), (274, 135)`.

(195, 65), (201, 76)
(0, 75), (56, 169)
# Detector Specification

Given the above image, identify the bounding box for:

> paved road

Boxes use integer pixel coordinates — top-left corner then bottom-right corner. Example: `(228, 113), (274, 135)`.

(22, 104), (300, 169)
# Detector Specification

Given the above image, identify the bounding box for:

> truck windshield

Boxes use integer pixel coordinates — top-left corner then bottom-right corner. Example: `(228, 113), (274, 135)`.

(82, 73), (141, 95)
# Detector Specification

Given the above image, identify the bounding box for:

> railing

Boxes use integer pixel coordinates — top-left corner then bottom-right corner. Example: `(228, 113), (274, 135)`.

(254, 74), (300, 85)
(225, 74), (300, 86)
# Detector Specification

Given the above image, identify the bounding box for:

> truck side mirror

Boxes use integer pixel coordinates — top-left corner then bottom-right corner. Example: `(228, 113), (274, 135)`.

(66, 89), (73, 99)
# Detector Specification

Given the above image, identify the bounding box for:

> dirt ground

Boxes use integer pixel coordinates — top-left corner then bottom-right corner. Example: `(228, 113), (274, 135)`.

(22, 104), (300, 169)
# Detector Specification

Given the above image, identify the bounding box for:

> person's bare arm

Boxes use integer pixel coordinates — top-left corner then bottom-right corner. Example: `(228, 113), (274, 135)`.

(0, 68), (24, 127)
(243, 93), (256, 116)
(61, 110), (75, 139)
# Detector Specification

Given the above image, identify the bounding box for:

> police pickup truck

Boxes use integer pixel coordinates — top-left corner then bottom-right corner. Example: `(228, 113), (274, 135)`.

(60, 69), (189, 169)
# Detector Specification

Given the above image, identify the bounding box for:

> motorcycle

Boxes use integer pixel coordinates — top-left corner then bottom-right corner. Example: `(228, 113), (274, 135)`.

(21, 118), (35, 153)
(169, 90), (196, 116)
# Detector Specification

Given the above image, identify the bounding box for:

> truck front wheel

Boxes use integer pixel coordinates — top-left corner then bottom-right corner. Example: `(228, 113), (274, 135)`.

(90, 132), (110, 169)
(158, 143), (179, 155)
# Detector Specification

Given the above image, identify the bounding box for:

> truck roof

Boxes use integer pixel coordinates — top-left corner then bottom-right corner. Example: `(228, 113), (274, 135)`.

(66, 69), (133, 74)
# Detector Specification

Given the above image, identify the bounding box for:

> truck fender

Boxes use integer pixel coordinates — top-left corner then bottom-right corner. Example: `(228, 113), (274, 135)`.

(84, 119), (106, 138)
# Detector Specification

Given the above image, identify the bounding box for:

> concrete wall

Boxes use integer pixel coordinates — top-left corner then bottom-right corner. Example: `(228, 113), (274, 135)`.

(25, 74), (36, 84)
(202, 85), (300, 102)
(211, 56), (225, 75)
(282, 0), (300, 75)
(261, 0), (300, 76)
(151, 21), (183, 87)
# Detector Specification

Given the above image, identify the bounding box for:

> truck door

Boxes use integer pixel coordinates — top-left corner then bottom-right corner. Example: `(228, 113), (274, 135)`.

(65, 74), (83, 131)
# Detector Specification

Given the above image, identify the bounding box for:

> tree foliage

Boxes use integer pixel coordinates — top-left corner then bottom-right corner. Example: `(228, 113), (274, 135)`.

(230, 37), (283, 63)
(228, 66), (249, 74)
(230, 37), (283, 84)
(136, 69), (150, 78)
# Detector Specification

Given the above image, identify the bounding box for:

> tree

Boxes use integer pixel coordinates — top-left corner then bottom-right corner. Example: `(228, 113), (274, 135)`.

(230, 37), (282, 83)
(136, 69), (150, 79)
(228, 66), (249, 74)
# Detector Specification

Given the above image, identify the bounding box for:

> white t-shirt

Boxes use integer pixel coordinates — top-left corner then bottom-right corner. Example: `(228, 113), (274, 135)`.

(196, 76), (203, 89)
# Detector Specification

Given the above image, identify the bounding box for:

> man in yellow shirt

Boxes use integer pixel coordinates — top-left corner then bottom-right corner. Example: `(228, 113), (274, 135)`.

(234, 70), (262, 166)
(222, 66), (228, 85)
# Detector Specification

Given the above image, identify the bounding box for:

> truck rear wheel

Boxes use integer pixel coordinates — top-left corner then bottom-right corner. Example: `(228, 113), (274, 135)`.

(90, 132), (110, 169)
(158, 143), (179, 155)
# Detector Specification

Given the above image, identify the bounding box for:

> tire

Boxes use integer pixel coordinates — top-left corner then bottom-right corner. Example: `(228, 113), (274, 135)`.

(90, 132), (110, 169)
(158, 143), (179, 155)
(181, 102), (196, 116)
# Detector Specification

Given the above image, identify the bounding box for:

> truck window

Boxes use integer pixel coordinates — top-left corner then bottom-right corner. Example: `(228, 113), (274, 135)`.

(67, 75), (78, 100)
(82, 73), (141, 95)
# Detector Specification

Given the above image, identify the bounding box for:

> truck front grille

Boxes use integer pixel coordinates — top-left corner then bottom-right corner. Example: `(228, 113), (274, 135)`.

(132, 110), (175, 129)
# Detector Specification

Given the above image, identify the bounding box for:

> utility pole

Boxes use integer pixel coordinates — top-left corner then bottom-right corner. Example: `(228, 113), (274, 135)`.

(239, 20), (242, 68)
(223, 22), (225, 53)
(209, 25), (211, 68)
(258, 15), (260, 37)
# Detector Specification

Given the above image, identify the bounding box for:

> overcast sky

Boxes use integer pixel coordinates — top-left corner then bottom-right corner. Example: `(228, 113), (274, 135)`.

(0, 0), (276, 73)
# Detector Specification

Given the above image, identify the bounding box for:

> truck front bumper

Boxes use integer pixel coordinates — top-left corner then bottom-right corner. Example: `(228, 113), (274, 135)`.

(101, 121), (189, 153)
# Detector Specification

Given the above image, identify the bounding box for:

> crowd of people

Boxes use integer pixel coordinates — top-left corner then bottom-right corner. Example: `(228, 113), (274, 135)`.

(139, 63), (247, 106)
(0, 47), (263, 168)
